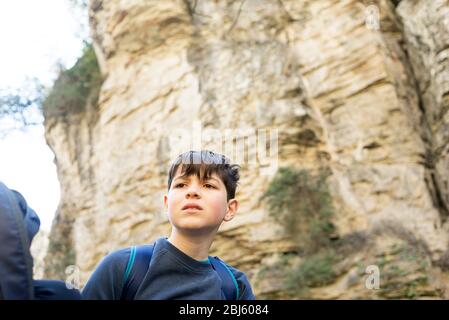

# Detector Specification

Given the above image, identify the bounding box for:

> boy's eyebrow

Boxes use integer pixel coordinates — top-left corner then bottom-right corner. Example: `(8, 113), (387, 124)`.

(205, 177), (220, 183)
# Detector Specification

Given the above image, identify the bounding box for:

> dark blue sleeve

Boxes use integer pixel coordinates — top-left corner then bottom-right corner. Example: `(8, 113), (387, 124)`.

(0, 182), (36, 299)
(81, 248), (131, 300)
(11, 190), (40, 244)
(34, 280), (81, 300)
(227, 265), (256, 300)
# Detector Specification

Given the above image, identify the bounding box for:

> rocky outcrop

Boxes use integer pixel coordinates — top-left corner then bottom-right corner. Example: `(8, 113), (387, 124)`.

(397, 0), (449, 225)
(43, 0), (449, 299)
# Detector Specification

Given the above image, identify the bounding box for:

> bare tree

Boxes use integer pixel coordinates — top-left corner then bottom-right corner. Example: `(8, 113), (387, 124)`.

(0, 78), (45, 137)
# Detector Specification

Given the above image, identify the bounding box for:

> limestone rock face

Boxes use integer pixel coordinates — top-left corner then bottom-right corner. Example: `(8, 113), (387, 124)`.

(397, 0), (449, 227)
(43, 0), (449, 299)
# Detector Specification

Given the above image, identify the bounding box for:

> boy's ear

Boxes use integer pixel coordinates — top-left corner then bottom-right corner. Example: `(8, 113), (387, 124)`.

(224, 199), (238, 222)
(164, 195), (168, 209)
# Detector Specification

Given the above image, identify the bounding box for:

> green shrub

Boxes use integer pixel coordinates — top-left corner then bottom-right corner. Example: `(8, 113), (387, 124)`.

(286, 251), (337, 296)
(260, 167), (340, 296)
(377, 241), (433, 299)
(44, 44), (102, 117)
(261, 167), (335, 253)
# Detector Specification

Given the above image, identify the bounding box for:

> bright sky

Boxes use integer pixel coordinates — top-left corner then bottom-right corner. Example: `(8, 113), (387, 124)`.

(0, 0), (86, 231)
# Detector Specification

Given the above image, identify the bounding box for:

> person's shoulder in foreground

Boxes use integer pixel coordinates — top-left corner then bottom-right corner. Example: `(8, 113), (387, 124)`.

(82, 150), (256, 300)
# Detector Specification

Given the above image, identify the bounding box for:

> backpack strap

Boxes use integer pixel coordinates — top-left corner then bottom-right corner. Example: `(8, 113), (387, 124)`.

(209, 256), (240, 300)
(120, 245), (153, 300)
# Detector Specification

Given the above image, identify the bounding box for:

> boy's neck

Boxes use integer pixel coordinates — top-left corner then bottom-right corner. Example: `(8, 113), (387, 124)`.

(167, 231), (214, 261)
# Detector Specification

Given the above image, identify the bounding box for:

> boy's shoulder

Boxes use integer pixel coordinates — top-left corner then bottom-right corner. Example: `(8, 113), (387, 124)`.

(102, 246), (133, 265)
(102, 239), (164, 272)
(81, 246), (134, 299)
(218, 259), (247, 278)
(90, 246), (134, 280)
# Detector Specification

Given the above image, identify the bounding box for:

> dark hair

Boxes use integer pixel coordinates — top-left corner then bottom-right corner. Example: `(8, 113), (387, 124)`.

(167, 150), (240, 200)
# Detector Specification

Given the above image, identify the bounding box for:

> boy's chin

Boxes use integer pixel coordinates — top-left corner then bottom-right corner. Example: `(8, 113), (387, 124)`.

(175, 225), (219, 235)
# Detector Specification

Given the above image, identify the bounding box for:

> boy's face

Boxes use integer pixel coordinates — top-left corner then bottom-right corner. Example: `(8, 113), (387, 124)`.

(164, 166), (238, 235)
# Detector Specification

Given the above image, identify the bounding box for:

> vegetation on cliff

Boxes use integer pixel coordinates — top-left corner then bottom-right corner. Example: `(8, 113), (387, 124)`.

(43, 44), (102, 118)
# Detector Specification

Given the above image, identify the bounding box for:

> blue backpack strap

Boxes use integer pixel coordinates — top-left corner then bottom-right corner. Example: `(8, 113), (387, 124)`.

(120, 244), (153, 300)
(209, 256), (240, 300)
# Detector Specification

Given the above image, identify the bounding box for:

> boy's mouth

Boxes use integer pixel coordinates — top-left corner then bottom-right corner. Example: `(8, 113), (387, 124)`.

(182, 202), (203, 210)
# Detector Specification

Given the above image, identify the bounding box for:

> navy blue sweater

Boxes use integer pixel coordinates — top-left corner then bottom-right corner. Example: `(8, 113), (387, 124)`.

(82, 237), (256, 300)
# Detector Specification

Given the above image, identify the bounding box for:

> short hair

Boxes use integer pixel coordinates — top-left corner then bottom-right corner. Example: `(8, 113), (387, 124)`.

(167, 150), (240, 200)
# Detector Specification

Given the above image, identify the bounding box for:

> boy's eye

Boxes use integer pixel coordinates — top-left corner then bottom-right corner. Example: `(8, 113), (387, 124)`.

(173, 183), (216, 189)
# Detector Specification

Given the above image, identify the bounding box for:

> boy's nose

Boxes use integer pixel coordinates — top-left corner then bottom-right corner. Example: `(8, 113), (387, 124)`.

(185, 185), (201, 198)
(186, 190), (200, 199)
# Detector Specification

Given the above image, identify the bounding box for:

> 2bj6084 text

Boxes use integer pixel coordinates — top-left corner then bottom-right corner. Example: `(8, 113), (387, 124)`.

(179, 304), (269, 318)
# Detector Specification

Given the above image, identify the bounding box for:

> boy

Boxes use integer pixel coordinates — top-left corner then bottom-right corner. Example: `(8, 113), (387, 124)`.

(82, 150), (256, 300)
